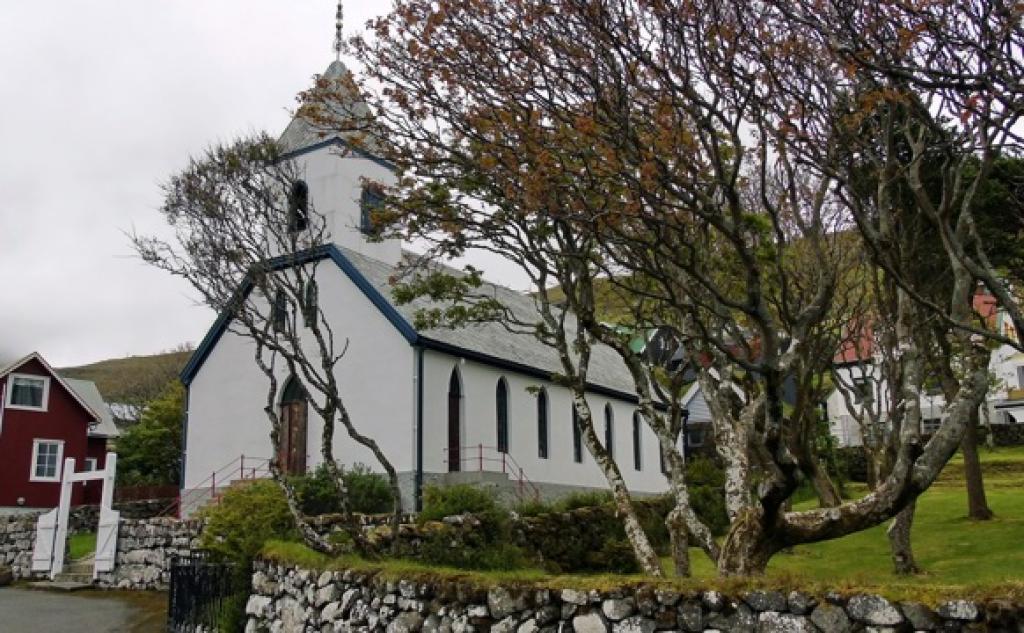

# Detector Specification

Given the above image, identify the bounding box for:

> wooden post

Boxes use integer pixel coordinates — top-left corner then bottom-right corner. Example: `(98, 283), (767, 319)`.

(478, 444), (483, 471)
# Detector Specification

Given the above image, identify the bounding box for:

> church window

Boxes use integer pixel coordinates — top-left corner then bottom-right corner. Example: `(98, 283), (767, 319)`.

(360, 183), (384, 235)
(603, 404), (614, 459)
(303, 280), (318, 327)
(272, 291), (288, 332)
(537, 389), (549, 459)
(288, 180), (309, 232)
(572, 406), (583, 463)
(496, 378), (509, 453)
(632, 411), (642, 471)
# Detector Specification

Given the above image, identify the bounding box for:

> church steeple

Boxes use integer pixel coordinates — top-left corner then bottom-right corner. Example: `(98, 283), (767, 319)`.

(276, 1), (400, 266)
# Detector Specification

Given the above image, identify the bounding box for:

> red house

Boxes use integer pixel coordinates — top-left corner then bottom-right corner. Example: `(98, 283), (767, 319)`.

(0, 352), (119, 510)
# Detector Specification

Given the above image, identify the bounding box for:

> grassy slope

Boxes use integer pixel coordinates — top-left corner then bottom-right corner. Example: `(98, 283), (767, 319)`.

(69, 532), (97, 560)
(59, 350), (190, 403)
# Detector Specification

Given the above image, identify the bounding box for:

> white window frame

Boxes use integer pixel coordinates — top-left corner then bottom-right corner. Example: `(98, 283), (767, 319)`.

(6, 373), (51, 412)
(84, 457), (98, 471)
(29, 439), (64, 482)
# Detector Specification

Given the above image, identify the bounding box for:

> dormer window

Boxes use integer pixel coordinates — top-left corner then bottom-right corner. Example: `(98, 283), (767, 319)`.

(288, 180), (309, 233)
(6, 373), (50, 411)
(360, 183), (384, 235)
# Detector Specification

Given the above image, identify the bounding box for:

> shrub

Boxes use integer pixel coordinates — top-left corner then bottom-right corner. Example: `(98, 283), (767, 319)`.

(555, 490), (613, 511)
(289, 463), (394, 516)
(419, 485), (500, 523)
(416, 484), (529, 571)
(197, 479), (298, 564)
(345, 464), (394, 514)
(197, 480), (299, 633)
(512, 498), (554, 517)
(685, 456), (729, 536)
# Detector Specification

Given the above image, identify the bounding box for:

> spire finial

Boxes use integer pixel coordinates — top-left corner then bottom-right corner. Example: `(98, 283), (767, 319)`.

(334, 1), (344, 61)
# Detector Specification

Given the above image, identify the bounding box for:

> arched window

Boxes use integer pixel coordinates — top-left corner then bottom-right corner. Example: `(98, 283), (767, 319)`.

(272, 291), (288, 332)
(360, 183), (384, 235)
(496, 378), (509, 453)
(632, 411), (642, 471)
(303, 279), (318, 327)
(604, 404), (614, 459)
(447, 368), (462, 473)
(288, 180), (309, 232)
(572, 405), (583, 463)
(537, 389), (549, 459)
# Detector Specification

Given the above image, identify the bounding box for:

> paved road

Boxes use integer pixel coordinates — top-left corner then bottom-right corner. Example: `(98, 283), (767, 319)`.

(0, 587), (162, 632)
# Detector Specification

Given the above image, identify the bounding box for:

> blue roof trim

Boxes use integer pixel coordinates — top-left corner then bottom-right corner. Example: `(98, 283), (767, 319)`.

(323, 245), (418, 343)
(180, 245), (416, 385)
(180, 244), (652, 407)
(279, 137), (396, 173)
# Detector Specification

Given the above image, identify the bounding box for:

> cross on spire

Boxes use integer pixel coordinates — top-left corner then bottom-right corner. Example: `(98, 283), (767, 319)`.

(334, 1), (344, 61)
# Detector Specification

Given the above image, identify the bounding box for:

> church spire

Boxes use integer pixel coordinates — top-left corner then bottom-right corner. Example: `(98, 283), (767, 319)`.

(334, 1), (344, 61)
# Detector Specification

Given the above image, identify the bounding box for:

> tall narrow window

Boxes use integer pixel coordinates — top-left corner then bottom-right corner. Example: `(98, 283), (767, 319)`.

(537, 389), (549, 459)
(303, 280), (318, 327)
(288, 180), (309, 232)
(572, 406), (583, 463)
(496, 378), (509, 453)
(360, 183), (384, 235)
(604, 404), (614, 459)
(632, 411), (642, 471)
(272, 291), (287, 332)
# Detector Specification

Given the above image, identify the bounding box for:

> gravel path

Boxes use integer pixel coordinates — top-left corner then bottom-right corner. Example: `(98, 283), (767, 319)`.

(0, 586), (165, 632)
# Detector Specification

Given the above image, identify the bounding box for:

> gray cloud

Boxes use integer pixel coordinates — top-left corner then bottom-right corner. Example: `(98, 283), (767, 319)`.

(0, 1), (425, 367)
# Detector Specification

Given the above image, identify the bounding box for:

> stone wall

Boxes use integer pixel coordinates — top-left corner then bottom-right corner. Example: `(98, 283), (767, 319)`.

(95, 517), (204, 590)
(0, 513), (38, 580)
(244, 561), (1023, 632)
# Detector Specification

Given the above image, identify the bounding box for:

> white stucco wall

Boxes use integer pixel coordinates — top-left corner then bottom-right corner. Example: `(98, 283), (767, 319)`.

(184, 257), (416, 492)
(419, 350), (669, 495)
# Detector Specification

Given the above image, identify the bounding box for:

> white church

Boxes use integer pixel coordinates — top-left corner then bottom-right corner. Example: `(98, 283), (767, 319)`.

(178, 60), (676, 512)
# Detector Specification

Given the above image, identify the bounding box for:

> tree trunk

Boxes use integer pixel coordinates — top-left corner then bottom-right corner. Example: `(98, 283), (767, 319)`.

(716, 508), (773, 576)
(962, 407), (994, 520)
(808, 459), (842, 507)
(574, 398), (664, 577)
(887, 501), (920, 575)
(666, 505), (689, 577)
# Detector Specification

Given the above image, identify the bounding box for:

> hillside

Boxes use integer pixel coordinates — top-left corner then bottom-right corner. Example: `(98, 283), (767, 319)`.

(59, 350), (191, 406)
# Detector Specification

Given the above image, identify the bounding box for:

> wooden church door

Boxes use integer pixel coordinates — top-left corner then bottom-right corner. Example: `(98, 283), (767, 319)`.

(279, 377), (308, 475)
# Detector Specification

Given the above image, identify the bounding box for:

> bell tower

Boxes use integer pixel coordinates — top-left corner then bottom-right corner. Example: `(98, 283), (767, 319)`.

(276, 2), (400, 266)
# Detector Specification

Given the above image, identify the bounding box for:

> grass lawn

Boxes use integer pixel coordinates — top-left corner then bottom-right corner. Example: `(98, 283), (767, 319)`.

(673, 446), (1024, 599)
(69, 532), (97, 560)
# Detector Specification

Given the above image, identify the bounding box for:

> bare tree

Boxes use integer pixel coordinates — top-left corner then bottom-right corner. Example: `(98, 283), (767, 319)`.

(132, 135), (402, 555)
(344, 0), (1008, 576)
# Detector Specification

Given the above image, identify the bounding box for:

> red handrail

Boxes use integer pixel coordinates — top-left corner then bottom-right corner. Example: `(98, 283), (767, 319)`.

(159, 454), (272, 518)
(442, 444), (541, 502)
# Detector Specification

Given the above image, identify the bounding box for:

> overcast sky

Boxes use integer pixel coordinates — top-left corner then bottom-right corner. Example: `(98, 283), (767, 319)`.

(0, 1), (524, 368)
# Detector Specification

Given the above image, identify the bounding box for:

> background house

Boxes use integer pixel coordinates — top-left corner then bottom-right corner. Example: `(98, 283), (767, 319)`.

(0, 352), (119, 512)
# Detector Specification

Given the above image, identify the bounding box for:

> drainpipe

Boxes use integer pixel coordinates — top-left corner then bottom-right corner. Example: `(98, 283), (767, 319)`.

(415, 346), (424, 512)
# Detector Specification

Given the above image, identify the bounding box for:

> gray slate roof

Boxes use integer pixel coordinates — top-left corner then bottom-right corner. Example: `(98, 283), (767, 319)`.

(278, 60), (378, 155)
(339, 246), (638, 396)
(65, 378), (120, 439)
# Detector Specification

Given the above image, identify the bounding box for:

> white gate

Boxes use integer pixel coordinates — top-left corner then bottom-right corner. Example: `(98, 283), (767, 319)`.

(31, 453), (119, 580)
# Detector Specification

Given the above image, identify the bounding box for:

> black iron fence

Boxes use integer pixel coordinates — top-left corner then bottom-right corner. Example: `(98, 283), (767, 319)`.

(167, 552), (247, 632)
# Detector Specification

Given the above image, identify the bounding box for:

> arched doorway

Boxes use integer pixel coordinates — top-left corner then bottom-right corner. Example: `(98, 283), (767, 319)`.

(279, 376), (308, 475)
(448, 368), (462, 472)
